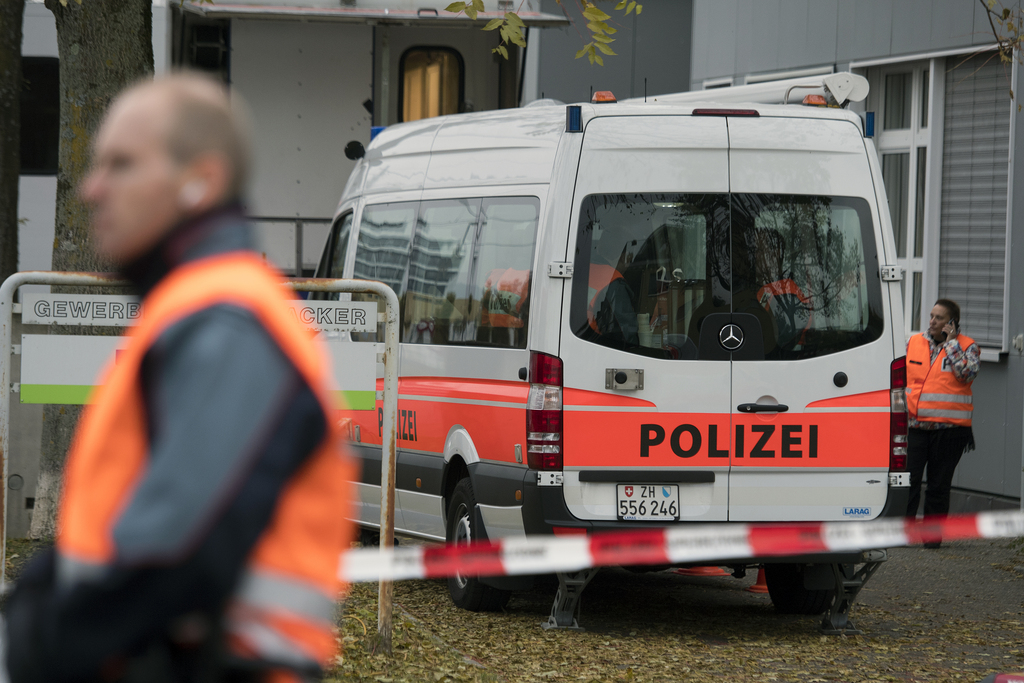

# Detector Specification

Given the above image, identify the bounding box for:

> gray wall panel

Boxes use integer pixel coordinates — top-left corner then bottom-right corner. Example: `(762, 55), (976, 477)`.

(536, 0), (690, 103)
(691, 0), (737, 82)
(836, 0), (893, 63)
(634, 0), (693, 100)
(738, 0), (780, 75)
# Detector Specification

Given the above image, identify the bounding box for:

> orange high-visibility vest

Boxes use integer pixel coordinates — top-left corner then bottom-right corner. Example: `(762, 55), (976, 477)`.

(905, 331), (975, 427)
(57, 252), (355, 672)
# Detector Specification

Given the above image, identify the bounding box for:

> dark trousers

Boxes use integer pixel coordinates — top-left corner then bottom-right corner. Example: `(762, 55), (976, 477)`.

(905, 427), (971, 518)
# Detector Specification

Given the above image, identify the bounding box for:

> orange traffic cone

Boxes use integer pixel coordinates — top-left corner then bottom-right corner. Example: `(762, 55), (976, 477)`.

(675, 565), (730, 577)
(746, 566), (769, 593)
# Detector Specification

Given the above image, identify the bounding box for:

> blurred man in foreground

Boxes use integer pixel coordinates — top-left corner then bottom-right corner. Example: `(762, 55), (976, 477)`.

(5, 73), (354, 683)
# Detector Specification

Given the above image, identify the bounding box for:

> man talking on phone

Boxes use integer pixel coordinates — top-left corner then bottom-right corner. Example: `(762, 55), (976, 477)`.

(904, 298), (980, 545)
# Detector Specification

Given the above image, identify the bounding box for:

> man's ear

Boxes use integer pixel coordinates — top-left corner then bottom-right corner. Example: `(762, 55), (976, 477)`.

(179, 153), (231, 215)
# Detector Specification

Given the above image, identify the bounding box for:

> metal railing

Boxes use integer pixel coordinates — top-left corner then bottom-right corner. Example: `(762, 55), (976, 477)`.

(0, 272), (402, 650)
(249, 216), (333, 276)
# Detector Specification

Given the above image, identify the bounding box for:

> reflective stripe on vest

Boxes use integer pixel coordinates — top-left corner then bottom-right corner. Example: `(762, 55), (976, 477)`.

(56, 252), (355, 670)
(905, 332), (974, 427)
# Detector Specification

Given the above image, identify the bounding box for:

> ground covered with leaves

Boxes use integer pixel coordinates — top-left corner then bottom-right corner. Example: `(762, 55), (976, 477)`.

(5, 537), (1021, 681)
(328, 538), (1023, 683)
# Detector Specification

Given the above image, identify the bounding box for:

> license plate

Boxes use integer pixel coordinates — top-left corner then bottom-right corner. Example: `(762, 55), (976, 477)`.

(616, 484), (680, 521)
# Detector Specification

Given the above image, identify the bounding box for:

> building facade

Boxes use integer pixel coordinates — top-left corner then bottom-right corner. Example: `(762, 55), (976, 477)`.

(691, 0), (1023, 511)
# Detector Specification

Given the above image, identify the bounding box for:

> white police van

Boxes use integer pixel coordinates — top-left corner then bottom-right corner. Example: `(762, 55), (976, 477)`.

(316, 73), (910, 633)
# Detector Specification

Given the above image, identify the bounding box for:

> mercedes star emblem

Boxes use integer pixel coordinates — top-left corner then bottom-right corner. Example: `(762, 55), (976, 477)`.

(719, 324), (744, 351)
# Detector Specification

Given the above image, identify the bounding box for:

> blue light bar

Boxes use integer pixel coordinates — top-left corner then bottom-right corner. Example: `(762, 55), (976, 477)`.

(864, 112), (875, 138)
(566, 105), (582, 133)
(370, 126), (386, 141)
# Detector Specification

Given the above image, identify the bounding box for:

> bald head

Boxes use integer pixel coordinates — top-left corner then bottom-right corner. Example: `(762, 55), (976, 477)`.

(81, 72), (254, 264)
(117, 72), (252, 200)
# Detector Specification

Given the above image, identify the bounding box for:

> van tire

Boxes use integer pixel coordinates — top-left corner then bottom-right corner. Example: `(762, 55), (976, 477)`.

(446, 479), (511, 612)
(763, 563), (834, 615)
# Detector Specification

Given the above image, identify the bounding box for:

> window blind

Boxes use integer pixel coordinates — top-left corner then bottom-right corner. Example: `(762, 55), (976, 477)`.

(938, 53), (1011, 348)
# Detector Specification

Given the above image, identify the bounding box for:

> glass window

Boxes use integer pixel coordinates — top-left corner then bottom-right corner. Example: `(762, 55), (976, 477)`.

(404, 199), (480, 344)
(884, 73), (912, 130)
(920, 70), (929, 128)
(20, 57), (59, 175)
(882, 152), (910, 258)
(911, 271), (923, 331)
(353, 202), (417, 295)
(731, 195), (883, 360)
(473, 197), (539, 348)
(401, 48), (462, 122)
(569, 194), (730, 360)
(311, 213), (353, 301)
(914, 147), (927, 258)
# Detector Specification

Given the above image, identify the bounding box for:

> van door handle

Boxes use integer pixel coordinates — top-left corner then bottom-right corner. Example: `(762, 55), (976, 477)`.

(737, 403), (789, 413)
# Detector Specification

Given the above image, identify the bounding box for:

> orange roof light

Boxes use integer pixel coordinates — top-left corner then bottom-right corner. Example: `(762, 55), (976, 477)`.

(803, 94), (828, 106)
(592, 90), (617, 103)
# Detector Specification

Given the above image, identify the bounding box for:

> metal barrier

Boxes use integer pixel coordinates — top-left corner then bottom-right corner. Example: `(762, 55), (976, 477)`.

(0, 272), (402, 649)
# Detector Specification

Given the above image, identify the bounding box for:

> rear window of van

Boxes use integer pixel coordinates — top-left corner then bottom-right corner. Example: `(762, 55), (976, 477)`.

(570, 193), (883, 360)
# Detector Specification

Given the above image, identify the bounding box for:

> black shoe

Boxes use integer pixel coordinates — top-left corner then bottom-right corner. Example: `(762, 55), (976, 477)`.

(923, 542), (942, 549)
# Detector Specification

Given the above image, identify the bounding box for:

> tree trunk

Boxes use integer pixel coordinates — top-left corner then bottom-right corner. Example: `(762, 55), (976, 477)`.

(0, 0), (24, 285)
(31, 0), (152, 539)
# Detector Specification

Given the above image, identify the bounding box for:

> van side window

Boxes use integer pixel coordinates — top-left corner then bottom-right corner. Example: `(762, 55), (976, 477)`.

(473, 197), (539, 348)
(353, 202), (418, 296)
(405, 199), (481, 344)
(401, 196), (539, 348)
(570, 194), (731, 360)
(310, 212), (353, 301)
(731, 195), (883, 359)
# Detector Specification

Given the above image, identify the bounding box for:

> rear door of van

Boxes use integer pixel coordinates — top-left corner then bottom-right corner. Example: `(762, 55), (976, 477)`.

(726, 115), (891, 521)
(560, 115), (733, 523)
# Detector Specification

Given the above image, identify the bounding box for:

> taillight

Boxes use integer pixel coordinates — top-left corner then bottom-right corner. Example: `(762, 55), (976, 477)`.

(890, 357), (908, 471)
(527, 351), (563, 471)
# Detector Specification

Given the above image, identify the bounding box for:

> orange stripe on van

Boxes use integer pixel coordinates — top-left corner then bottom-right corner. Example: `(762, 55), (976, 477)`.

(805, 390), (889, 409)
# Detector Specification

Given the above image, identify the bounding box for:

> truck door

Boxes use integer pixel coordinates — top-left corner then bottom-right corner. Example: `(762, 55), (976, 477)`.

(726, 116), (891, 521)
(559, 116), (733, 523)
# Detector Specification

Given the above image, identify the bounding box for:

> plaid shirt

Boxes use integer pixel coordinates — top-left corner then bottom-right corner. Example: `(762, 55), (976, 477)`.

(907, 332), (980, 430)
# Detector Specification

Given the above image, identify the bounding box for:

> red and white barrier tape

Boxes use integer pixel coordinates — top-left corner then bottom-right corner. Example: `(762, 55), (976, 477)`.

(339, 511), (1024, 583)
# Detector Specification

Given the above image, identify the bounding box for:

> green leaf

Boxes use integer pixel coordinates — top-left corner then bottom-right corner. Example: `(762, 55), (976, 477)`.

(496, 44), (509, 59)
(627, 1), (636, 15)
(583, 6), (612, 21)
(594, 53), (604, 66)
(472, 0), (484, 11)
(465, 6), (478, 19)
(500, 25), (509, 41)
(593, 33), (615, 43)
(444, 2), (466, 13)
(575, 43), (592, 59)
(505, 12), (525, 27)
(615, 0), (628, 9)
(595, 41), (617, 55)
(483, 18), (504, 30)
(635, 3), (643, 14)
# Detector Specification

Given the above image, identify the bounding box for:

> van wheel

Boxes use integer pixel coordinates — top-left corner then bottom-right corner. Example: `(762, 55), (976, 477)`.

(446, 479), (511, 612)
(763, 563), (835, 615)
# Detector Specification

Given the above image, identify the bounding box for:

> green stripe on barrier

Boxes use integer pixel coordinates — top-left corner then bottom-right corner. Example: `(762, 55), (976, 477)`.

(336, 390), (376, 411)
(23, 385), (375, 409)
(21, 384), (95, 405)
